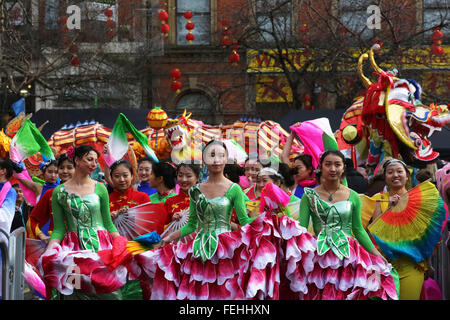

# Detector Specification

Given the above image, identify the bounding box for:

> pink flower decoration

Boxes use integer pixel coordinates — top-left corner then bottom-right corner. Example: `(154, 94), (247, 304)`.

(66, 146), (75, 160)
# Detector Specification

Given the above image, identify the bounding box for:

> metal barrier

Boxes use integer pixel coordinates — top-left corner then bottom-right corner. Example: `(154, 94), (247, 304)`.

(0, 227), (25, 300)
(433, 227), (449, 300)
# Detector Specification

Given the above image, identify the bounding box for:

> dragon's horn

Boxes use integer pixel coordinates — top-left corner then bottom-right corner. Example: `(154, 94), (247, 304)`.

(368, 44), (384, 74)
(358, 53), (372, 88)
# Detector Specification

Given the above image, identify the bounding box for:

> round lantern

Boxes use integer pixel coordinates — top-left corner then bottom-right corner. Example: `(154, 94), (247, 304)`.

(70, 55), (80, 68)
(104, 8), (113, 18)
(160, 23), (170, 36)
(170, 68), (181, 80)
(432, 27), (443, 44)
(229, 49), (240, 64)
(171, 80), (183, 93)
(146, 106), (168, 130)
(158, 10), (169, 22)
(186, 32), (195, 42)
(431, 43), (444, 56)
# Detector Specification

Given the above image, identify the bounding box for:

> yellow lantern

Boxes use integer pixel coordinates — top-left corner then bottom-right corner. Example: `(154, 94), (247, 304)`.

(146, 106), (168, 130)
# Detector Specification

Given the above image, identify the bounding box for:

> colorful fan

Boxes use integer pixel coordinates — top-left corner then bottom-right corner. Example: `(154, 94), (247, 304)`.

(368, 181), (447, 263)
(113, 202), (167, 240)
(359, 193), (388, 229)
(24, 238), (47, 299)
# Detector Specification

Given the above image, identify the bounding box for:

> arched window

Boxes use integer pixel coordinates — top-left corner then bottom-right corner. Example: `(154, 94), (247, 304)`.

(176, 91), (217, 124)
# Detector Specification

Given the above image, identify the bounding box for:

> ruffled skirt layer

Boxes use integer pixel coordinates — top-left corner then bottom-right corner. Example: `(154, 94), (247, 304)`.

(37, 231), (134, 296)
(304, 237), (398, 300)
(135, 212), (317, 300)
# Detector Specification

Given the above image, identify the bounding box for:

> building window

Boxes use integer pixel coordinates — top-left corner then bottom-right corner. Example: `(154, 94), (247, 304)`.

(339, 0), (375, 41)
(176, 91), (217, 123)
(176, 0), (211, 45)
(254, 0), (291, 44)
(423, 0), (449, 38)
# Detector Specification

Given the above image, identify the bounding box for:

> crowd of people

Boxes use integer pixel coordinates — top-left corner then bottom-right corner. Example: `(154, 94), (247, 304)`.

(0, 126), (449, 301)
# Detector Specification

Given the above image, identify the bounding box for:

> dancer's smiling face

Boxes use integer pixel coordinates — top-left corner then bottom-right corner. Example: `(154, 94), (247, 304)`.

(384, 162), (408, 189)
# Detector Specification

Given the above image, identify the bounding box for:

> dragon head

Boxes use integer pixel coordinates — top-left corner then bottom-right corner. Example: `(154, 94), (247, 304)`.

(386, 80), (449, 167)
(164, 109), (192, 151)
(357, 45), (450, 168)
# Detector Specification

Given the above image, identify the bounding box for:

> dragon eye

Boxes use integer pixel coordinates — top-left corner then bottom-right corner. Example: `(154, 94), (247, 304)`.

(414, 139), (422, 147)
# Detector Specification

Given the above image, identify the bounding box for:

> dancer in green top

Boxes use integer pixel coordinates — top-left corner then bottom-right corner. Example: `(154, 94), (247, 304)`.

(298, 150), (398, 300)
(136, 139), (256, 299)
(38, 145), (132, 300)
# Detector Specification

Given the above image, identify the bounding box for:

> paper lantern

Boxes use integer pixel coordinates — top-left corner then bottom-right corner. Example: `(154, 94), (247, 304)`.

(229, 46), (240, 64)
(171, 80), (183, 93)
(146, 106), (168, 130)
(170, 68), (181, 80)
(160, 23), (170, 36)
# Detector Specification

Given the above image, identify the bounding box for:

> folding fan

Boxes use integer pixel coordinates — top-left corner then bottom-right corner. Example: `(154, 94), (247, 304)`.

(113, 202), (168, 240)
(24, 238), (47, 299)
(368, 181), (447, 263)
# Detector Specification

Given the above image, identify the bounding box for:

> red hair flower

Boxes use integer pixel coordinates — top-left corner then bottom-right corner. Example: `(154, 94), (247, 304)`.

(66, 146), (75, 160)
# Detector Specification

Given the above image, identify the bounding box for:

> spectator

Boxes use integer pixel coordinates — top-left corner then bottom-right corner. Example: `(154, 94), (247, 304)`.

(344, 158), (368, 194)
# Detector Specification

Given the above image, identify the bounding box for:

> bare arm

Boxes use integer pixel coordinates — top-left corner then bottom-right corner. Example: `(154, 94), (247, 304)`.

(17, 178), (42, 198)
(281, 133), (294, 165)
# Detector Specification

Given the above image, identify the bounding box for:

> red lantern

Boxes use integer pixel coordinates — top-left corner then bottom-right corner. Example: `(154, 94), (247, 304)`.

(186, 33), (195, 42)
(186, 22), (195, 31)
(170, 68), (181, 80)
(70, 55), (80, 68)
(158, 10), (169, 22)
(298, 24), (309, 33)
(184, 11), (193, 20)
(161, 23), (170, 36)
(432, 27), (443, 44)
(229, 50), (240, 64)
(104, 8), (113, 18)
(431, 43), (444, 56)
(171, 80), (182, 93)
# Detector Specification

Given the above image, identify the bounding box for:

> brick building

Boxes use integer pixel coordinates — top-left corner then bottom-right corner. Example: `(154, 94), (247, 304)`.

(0, 0), (448, 126)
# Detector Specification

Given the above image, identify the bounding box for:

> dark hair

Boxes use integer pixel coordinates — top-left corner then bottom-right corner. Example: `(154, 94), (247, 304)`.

(40, 160), (58, 173)
(315, 150), (347, 183)
(278, 163), (296, 188)
(73, 145), (100, 167)
(152, 161), (176, 189)
(138, 156), (155, 167)
(202, 139), (228, 163)
(224, 163), (245, 183)
(293, 154), (314, 175)
(110, 159), (133, 176)
(57, 153), (74, 168)
(177, 162), (201, 178)
(382, 159), (411, 179)
(244, 153), (261, 165)
(0, 158), (23, 179)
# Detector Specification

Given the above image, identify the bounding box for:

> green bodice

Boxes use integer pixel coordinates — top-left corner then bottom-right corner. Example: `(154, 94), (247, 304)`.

(51, 183), (117, 252)
(303, 188), (354, 260)
(179, 183), (254, 262)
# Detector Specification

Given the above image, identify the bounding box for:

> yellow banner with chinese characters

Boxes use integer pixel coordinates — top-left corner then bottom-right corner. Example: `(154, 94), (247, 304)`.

(247, 46), (450, 73)
(255, 75), (293, 103)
